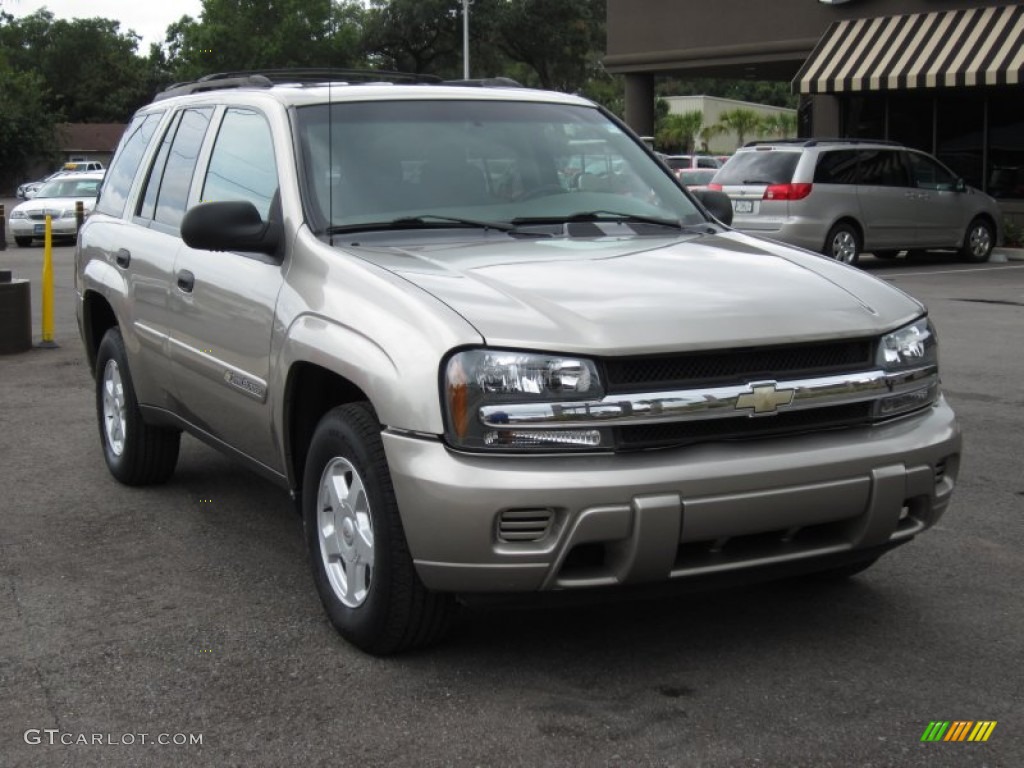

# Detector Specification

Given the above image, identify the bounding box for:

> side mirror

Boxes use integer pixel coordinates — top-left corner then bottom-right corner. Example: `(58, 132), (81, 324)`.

(955, 178), (967, 193)
(181, 201), (281, 256)
(692, 189), (734, 227)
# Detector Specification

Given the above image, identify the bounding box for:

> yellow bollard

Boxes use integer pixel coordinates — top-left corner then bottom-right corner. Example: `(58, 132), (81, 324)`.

(39, 214), (58, 348)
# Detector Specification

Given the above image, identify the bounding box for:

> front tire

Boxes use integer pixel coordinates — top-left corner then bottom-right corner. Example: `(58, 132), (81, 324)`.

(95, 327), (180, 485)
(960, 218), (994, 263)
(303, 403), (454, 654)
(824, 222), (861, 265)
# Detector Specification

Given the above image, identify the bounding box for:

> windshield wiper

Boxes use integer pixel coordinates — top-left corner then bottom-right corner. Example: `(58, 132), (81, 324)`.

(326, 214), (513, 234)
(510, 211), (684, 229)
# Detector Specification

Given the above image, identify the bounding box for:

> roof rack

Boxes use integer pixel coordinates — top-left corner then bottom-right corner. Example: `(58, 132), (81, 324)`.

(442, 77), (523, 88)
(155, 68), (443, 101)
(742, 137), (904, 148)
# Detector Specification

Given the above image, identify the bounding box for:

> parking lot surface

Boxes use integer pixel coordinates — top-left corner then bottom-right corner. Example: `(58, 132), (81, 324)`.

(1, 237), (1022, 767)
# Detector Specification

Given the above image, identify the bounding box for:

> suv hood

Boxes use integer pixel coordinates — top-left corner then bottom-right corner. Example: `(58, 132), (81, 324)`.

(347, 231), (922, 355)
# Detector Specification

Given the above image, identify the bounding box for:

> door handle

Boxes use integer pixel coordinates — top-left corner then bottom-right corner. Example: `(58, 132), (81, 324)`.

(176, 269), (195, 293)
(115, 248), (131, 268)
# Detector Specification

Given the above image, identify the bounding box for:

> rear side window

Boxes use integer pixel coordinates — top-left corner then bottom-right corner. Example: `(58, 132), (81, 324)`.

(94, 112), (163, 217)
(855, 149), (909, 187)
(136, 108), (213, 229)
(814, 150), (859, 184)
(714, 151), (799, 185)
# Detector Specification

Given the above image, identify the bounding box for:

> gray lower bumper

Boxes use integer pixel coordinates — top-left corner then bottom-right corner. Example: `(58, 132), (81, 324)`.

(384, 398), (960, 593)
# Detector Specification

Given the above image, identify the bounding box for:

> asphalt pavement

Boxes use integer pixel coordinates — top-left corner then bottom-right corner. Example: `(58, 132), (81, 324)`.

(1, 233), (1022, 768)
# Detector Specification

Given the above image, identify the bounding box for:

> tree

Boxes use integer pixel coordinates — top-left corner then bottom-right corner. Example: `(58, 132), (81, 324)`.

(656, 111), (702, 154)
(0, 58), (61, 187)
(491, 0), (606, 92)
(164, 0), (367, 82)
(760, 112), (797, 138)
(361, 0), (463, 75)
(0, 10), (154, 122)
(716, 108), (763, 147)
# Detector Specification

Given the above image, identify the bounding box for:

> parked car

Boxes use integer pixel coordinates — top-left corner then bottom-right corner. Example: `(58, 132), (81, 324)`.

(710, 139), (1001, 265)
(76, 71), (960, 654)
(678, 168), (718, 190)
(8, 171), (104, 246)
(60, 160), (105, 172)
(661, 154), (723, 175)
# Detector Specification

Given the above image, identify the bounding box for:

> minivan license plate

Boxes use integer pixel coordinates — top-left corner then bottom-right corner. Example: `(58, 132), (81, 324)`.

(733, 200), (754, 214)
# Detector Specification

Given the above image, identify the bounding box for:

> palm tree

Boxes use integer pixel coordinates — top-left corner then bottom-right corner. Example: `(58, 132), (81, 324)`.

(715, 108), (764, 148)
(759, 112), (798, 139)
(698, 123), (725, 153)
(655, 110), (703, 154)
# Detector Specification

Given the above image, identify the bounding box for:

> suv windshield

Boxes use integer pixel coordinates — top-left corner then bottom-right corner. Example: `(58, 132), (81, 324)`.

(295, 99), (704, 232)
(715, 151), (800, 186)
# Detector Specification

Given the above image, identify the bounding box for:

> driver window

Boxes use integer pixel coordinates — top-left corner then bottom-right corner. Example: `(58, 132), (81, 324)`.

(202, 109), (279, 219)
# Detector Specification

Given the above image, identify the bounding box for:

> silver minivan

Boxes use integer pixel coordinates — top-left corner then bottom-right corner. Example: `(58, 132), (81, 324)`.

(712, 139), (1002, 265)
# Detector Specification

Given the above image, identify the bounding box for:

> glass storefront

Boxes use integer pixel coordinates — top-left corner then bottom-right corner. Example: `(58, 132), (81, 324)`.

(840, 89), (1023, 199)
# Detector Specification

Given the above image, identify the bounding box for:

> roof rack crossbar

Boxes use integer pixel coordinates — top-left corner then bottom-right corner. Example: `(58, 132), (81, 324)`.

(155, 68), (442, 101)
(742, 138), (904, 148)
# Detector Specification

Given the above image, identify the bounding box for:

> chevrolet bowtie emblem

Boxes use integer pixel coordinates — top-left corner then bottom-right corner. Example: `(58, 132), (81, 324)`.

(736, 383), (795, 415)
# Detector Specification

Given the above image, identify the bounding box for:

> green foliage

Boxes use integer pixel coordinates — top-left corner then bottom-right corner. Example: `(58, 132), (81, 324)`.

(0, 57), (61, 185)
(1003, 217), (1023, 248)
(164, 0), (367, 82)
(0, 10), (154, 122)
(656, 111), (703, 154)
(759, 112), (797, 138)
(716, 108), (764, 147)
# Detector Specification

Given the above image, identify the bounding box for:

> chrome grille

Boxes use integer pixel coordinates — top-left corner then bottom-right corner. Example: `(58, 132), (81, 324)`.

(615, 402), (873, 450)
(602, 339), (875, 393)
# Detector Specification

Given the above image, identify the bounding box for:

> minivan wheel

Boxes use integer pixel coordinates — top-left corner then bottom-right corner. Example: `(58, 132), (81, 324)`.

(95, 327), (181, 485)
(960, 218), (994, 263)
(824, 223), (861, 265)
(302, 402), (454, 654)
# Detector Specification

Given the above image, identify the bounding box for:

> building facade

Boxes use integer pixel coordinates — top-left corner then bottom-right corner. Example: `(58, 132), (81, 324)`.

(605, 0), (1024, 215)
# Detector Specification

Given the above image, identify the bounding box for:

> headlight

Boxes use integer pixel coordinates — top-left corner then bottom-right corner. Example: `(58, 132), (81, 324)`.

(875, 317), (939, 417)
(877, 317), (937, 370)
(444, 349), (608, 452)
(10, 211), (26, 219)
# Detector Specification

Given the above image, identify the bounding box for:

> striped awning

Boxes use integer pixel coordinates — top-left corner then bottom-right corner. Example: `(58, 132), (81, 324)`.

(794, 4), (1024, 94)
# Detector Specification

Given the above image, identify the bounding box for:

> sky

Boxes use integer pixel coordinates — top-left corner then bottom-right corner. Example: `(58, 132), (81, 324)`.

(5, 0), (205, 51)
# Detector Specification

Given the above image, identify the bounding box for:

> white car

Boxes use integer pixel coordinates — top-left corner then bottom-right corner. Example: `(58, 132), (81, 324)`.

(9, 171), (104, 246)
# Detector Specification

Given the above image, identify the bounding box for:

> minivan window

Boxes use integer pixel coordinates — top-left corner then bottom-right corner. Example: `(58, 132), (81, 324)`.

(95, 112), (163, 218)
(714, 151), (799, 186)
(855, 149), (909, 187)
(907, 152), (958, 191)
(814, 150), (859, 185)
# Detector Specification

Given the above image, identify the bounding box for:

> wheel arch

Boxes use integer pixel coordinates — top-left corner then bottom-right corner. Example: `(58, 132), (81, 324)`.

(82, 289), (119, 377)
(283, 361), (374, 493)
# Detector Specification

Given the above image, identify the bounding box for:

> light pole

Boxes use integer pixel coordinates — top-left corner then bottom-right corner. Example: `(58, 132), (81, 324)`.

(462, 0), (472, 79)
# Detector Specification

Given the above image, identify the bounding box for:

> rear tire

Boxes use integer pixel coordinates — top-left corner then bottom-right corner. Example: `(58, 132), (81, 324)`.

(95, 327), (180, 485)
(14, 236), (32, 247)
(303, 402), (454, 654)
(824, 222), (861, 265)
(960, 218), (994, 263)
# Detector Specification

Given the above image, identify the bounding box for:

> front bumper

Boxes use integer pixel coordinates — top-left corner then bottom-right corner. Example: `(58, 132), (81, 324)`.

(385, 398), (960, 593)
(10, 218), (80, 238)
